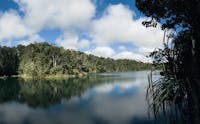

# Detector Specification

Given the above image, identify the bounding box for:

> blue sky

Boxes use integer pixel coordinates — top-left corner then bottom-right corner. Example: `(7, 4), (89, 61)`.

(0, 0), (164, 62)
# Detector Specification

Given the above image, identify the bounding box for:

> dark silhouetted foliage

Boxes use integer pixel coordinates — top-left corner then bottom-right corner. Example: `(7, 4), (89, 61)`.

(136, 0), (200, 123)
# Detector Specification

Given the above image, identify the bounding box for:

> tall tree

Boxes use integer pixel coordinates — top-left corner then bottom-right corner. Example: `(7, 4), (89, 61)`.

(136, 0), (200, 123)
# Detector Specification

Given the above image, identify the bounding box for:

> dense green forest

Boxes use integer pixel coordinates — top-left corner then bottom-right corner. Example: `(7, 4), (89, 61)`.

(0, 42), (150, 78)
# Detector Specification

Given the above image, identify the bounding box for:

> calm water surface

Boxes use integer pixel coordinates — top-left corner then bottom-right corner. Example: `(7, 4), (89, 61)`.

(0, 71), (158, 124)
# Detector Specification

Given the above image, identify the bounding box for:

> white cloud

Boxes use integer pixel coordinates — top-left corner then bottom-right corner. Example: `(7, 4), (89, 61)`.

(87, 4), (164, 62)
(118, 46), (126, 51)
(138, 46), (155, 55)
(0, 0), (95, 42)
(14, 0), (95, 30)
(0, 10), (31, 40)
(86, 46), (151, 62)
(79, 39), (90, 49)
(56, 32), (90, 50)
(18, 34), (45, 46)
(113, 51), (151, 62)
(90, 46), (116, 58)
(0, 1), (164, 62)
(91, 4), (163, 50)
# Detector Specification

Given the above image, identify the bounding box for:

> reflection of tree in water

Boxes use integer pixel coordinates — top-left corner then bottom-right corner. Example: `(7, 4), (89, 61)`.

(0, 74), (133, 108)
(0, 77), (96, 108)
(0, 78), (20, 103)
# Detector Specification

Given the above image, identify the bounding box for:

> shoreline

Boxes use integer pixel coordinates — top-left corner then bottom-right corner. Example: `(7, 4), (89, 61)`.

(0, 70), (154, 80)
(0, 73), (88, 80)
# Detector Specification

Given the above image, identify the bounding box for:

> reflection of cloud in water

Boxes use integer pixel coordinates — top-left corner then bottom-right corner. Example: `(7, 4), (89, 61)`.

(87, 79), (147, 124)
(60, 76), (148, 124)
(0, 103), (94, 124)
(0, 71), (153, 124)
(92, 79), (146, 94)
(91, 93), (147, 124)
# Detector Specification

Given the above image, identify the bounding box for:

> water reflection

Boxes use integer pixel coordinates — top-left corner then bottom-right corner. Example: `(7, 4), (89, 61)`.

(0, 71), (155, 124)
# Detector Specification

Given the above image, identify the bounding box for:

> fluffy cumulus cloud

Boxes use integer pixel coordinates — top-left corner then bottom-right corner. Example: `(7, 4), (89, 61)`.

(91, 46), (116, 58)
(0, 1), (164, 62)
(87, 46), (150, 62)
(0, 0), (95, 42)
(84, 4), (164, 62)
(113, 51), (151, 62)
(87, 48), (153, 63)
(0, 10), (31, 41)
(90, 4), (163, 53)
(14, 0), (95, 30)
(56, 32), (90, 50)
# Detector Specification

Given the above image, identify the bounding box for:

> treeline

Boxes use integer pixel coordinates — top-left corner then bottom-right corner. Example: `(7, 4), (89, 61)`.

(0, 42), (150, 77)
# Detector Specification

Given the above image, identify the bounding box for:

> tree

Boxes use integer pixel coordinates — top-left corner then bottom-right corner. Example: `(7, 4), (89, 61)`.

(0, 46), (18, 76)
(136, 0), (200, 123)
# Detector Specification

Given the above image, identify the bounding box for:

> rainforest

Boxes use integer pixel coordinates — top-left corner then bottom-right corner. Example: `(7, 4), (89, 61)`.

(0, 42), (151, 78)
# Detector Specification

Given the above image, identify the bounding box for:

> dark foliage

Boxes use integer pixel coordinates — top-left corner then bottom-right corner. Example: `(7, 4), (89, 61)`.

(136, 0), (200, 123)
(0, 46), (18, 76)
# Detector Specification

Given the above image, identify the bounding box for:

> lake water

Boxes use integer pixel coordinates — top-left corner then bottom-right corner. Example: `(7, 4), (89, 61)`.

(0, 71), (158, 124)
